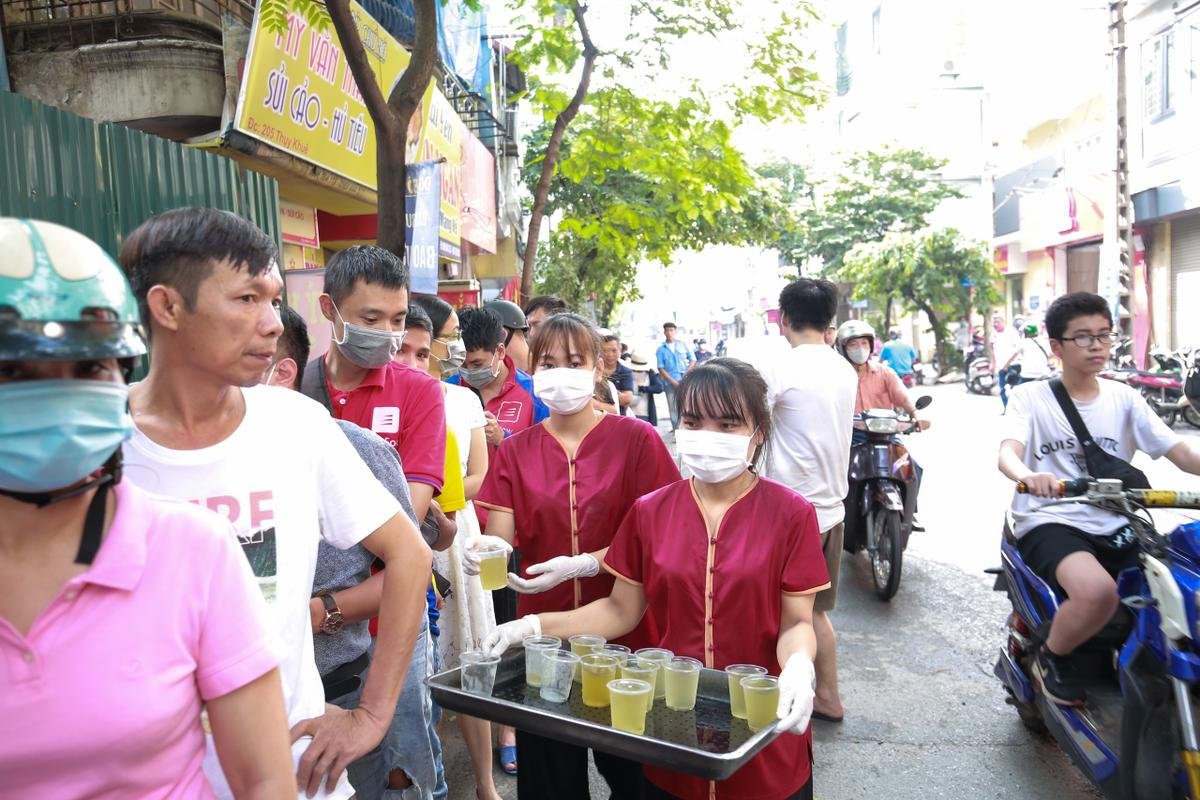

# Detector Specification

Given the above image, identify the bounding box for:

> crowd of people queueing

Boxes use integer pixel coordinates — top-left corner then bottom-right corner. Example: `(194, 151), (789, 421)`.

(0, 208), (920, 800)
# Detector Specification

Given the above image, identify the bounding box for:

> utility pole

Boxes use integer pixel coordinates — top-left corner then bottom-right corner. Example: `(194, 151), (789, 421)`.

(1106, 0), (1137, 350)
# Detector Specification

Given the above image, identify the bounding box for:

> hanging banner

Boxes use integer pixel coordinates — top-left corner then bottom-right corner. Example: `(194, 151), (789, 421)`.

(461, 133), (497, 254)
(410, 78), (466, 262)
(405, 160), (441, 294)
(234, 0), (417, 189)
(280, 200), (320, 246)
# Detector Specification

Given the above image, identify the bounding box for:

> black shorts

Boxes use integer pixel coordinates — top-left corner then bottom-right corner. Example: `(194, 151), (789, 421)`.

(1015, 523), (1139, 596)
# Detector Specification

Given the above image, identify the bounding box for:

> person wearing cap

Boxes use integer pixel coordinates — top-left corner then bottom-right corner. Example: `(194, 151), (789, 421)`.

(0, 218), (296, 798)
(484, 299), (532, 374)
(656, 321), (695, 431)
(626, 352), (661, 426)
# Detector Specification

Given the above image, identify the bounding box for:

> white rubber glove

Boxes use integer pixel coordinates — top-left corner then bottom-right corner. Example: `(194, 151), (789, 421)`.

(482, 614), (542, 658)
(460, 534), (513, 576)
(508, 553), (599, 594)
(776, 653), (816, 735)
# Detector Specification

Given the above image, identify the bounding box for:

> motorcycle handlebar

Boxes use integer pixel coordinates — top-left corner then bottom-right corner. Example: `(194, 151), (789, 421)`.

(1015, 478), (1090, 497)
(1016, 479), (1200, 508)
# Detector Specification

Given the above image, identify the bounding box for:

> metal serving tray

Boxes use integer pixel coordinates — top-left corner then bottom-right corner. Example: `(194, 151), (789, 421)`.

(427, 649), (780, 781)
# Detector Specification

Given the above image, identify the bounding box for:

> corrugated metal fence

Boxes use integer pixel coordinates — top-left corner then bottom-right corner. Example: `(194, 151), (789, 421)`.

(0, 91), (280, 256)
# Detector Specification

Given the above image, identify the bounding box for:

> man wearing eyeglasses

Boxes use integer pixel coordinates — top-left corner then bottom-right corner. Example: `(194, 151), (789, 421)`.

(998, 292), (1200, 707)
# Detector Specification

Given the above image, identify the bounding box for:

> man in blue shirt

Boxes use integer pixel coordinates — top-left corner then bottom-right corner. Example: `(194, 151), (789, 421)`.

(880, 329), (918, 385)
(656, 321), (694, 431)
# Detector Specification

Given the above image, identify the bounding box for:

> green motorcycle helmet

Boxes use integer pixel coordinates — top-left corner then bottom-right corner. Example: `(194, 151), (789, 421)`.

(0, 218), (146, 363)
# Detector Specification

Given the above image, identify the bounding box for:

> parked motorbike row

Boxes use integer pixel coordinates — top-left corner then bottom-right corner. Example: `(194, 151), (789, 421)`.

(1100, 347), (1200, 430)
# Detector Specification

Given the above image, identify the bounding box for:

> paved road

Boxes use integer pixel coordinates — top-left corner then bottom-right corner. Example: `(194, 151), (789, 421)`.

(438, 374), (1200, 800)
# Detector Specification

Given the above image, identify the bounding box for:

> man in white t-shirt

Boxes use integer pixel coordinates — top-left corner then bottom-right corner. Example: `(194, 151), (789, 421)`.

(763, 277), (857, 723)
(999, 292), (1200, 707)
(119, 209), (433, 800)
(990, 314), (1018, 409)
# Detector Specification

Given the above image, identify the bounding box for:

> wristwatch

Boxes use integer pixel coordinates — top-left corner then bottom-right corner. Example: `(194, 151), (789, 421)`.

(315, 590), (344, 635)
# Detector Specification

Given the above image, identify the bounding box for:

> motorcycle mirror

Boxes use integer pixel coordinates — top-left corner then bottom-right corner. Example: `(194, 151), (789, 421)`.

(915, 395), (933, 410)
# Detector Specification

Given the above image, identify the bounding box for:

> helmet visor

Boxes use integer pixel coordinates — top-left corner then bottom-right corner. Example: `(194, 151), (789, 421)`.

(0, 319), (146, 362)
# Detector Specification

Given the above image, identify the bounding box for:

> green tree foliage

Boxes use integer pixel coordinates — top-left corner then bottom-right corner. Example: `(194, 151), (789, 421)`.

(512, 0), (823, 298)
(789, 147), (964, 272)
(523, 89), (792, 325)
(841, 228), (1002, 365)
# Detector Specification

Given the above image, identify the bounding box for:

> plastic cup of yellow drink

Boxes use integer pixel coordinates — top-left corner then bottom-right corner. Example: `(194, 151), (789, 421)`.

(477, 543), (509, 591)
(522, 635), (561, 688)
(568, 634), (606, 682)
(634, 648), (674, 700)
(539, 649), (580, 703)
(663, 657), (702, 711)
(619, 659), (659, 712)
(607, 679), (653, 734)
(580, 653), (620, 708)
(725, 664), (767, 719)
(601, 644), (631, 665)
(740, 675), (780, 732)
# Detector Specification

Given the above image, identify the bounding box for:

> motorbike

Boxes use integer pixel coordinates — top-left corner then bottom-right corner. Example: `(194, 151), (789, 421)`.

(1125, 369), (1187, 427)
(992, 478), (1200, 799)
(842, 395), (931, 601)
(963, 340), (996, 395)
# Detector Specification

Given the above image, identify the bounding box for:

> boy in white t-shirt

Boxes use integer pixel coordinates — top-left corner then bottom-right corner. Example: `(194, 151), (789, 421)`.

(118, 209), (433, 800)
(998, 292), (1200, 706)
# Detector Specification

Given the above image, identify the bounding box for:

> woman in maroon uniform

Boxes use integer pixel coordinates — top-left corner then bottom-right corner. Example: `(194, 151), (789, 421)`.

(468, 313), (680, 799)
(487, 358), (828, 800)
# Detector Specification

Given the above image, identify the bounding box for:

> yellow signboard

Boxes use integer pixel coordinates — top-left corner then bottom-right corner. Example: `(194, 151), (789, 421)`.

(235, 0), (414, 189)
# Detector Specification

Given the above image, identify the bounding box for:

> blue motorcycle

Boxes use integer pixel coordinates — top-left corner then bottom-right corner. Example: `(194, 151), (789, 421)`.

(993, 478), (1200, 798)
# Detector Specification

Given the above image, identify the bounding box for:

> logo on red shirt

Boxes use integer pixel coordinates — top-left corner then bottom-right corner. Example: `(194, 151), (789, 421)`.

(495, 400), (524, 426)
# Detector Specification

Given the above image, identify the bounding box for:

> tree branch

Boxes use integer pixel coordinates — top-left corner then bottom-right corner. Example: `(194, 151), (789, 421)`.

(326, 0), (393, 133)
(521, 0), (600, 300)
(389, 0), (438, 121)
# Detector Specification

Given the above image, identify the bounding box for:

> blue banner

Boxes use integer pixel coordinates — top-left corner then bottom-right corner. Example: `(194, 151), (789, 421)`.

(405, 160), (441, 294)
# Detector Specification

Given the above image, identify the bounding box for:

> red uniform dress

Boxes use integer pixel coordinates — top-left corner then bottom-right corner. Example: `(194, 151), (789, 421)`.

(604, 477), (830, 800)
(475, 414), (680, 647)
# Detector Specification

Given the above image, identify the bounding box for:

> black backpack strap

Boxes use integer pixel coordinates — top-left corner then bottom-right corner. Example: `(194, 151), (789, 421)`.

(300, 354), (334, 413)
(1049, 378), (1095, 450)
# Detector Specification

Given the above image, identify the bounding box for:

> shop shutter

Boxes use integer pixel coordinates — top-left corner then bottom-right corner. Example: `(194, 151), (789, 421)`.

(1171, 214), (1200, 349)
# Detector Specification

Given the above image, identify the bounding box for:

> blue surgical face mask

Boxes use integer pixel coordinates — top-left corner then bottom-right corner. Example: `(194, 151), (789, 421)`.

(0, 379), (134, 492)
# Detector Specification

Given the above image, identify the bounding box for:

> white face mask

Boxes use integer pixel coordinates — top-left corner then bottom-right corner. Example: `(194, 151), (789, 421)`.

(845, 345), (870, 365)
(675, 429), (755, 484)
(533, 367), (596, 415)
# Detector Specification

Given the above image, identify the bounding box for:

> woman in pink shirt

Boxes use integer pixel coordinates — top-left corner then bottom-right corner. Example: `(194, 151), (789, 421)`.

(0, 219), (296, 799)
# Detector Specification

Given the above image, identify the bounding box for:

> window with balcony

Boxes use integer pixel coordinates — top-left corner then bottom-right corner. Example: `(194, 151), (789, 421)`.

(1142, 30), (1175, 121)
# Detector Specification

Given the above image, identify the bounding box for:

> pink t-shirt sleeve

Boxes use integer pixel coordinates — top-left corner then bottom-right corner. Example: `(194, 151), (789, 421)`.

(603, 501), (645, 586)
(781, 501), (832, 595)
(195, 519), (282, 701)
(400, 373), (447, 492)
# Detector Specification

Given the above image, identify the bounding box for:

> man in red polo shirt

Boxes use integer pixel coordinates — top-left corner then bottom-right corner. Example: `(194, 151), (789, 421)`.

(447, 306), (549, 447)
(301, 246), (445, 521)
